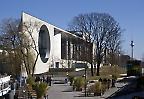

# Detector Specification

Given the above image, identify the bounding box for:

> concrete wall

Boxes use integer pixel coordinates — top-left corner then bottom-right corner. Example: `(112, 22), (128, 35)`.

(21, 12), (92, 74)
(22, 12), (63, 74)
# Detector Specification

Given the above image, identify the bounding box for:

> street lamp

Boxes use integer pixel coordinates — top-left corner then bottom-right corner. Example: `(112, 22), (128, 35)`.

(130, 40), (134, 60)
(20, 65), (22, 87)
(84, 65), (87, 97)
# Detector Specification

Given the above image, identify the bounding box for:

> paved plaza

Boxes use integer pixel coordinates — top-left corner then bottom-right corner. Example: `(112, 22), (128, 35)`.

(48, 83), (103, 99)
(48, 77), (127, 99)
(47, 76), (144, 99)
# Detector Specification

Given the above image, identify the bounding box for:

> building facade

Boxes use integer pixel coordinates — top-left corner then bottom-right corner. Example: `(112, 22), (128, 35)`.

(22, 13), (92, 74)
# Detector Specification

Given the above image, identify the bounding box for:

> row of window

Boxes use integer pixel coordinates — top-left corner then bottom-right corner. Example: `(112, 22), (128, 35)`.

(61, 38), (92, 62)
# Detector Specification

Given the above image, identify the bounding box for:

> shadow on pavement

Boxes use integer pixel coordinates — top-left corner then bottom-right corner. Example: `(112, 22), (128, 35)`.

(106, 77), (138, 99)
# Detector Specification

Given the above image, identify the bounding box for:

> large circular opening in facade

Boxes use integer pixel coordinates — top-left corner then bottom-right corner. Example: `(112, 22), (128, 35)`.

(38, 25), (50, 63)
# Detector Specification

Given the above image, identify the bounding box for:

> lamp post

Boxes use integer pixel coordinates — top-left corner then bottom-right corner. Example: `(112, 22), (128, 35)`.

(130, 40), (134, 60)
(84, 65), (87, 97)
(20, 65), (22, 87)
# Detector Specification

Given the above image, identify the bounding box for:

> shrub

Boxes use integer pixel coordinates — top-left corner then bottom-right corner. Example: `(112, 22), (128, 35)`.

(87, 84), (95, 94)
(100, 65), (126, 76)
(49, 68), (75, 72)
(93, 82), (102, 96)
(101, 83), (107, 94)
(26, 75), (35, 86)
(26, 76), (49, 98)
(68, 75), (75, 86)
(26, 76), (37, 98)
(101, 78), (109, 90)
(33, 82), (48, 99)
(112, 75), (117, 80)
(127, 60), (141, 76)
(87, 82), (106, 96)
(73, 77), (84, 91)
(137, 76), (144, 89)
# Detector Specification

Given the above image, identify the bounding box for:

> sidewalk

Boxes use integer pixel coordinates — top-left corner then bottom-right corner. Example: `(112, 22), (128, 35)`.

(48, 82), (127, 99)
(102, 82), (127, 98)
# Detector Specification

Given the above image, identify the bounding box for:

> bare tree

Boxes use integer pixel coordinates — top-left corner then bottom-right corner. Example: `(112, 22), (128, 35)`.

(68, 13), (122, 76)
(106, 26), (121, 66)
(0, 18), (23, 76)
(21, 21), (41, 76)
(0, 18), (37, 76)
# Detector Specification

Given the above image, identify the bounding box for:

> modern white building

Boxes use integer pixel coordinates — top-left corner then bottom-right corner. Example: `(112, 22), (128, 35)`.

(21, 12), (92, 74)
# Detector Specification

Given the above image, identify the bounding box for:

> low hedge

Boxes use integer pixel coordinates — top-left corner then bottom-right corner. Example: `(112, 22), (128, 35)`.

(68, 75), (75, 86)
(73, 77), (85, 91)
(137, 76), (144, 89)
(49, 68), (75, 72)
(33, 82), (48, 99)
(87, 82), (107, 96)
(26, 76), (49, 99)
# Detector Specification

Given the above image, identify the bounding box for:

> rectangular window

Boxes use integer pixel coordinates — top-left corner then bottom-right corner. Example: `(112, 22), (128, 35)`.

(55, 62), (59, 68)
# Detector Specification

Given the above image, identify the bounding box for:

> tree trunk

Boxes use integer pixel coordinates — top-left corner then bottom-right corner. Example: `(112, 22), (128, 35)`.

(90, 62), (94, 76)
(32, 54), (39, 76)
(96, 62), (100, 76)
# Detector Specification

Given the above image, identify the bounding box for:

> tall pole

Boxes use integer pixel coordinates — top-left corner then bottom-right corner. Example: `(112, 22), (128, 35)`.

(84, 66), (87, 97)
(131, 40), (134, 60)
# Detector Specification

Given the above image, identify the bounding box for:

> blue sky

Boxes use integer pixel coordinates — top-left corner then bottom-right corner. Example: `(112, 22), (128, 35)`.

(0, 0), (144, 60)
